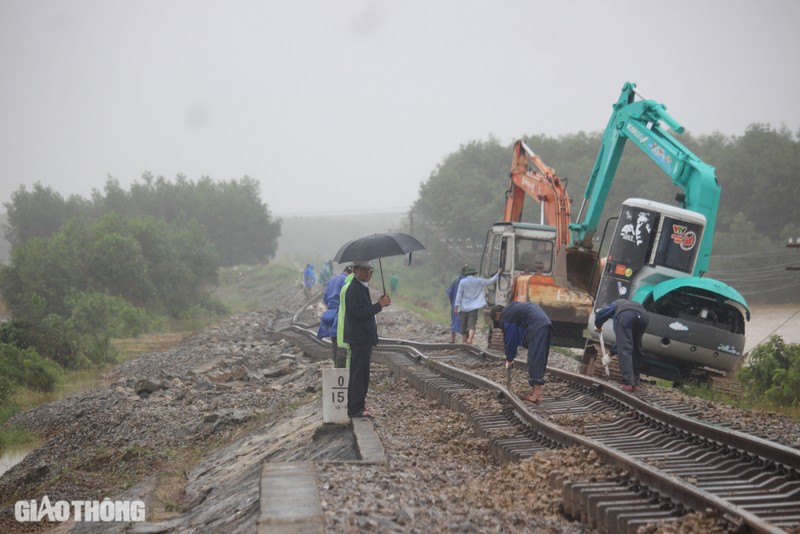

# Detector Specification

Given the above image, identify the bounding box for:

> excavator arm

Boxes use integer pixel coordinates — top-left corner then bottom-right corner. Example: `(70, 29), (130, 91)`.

(569, 82), (720, 275)
(504, 140), (572, 252)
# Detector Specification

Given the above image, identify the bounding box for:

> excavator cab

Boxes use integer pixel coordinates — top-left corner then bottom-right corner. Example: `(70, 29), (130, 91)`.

(586, 198), (749, 380)
(516, 238), (552, 273)
(481, 221), (592, 348)
(481, 222), (547, 307)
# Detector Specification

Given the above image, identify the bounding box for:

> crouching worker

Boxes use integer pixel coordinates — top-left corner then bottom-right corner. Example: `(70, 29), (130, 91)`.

(594, 299), (649, 392)
(491, 302), (553, 403)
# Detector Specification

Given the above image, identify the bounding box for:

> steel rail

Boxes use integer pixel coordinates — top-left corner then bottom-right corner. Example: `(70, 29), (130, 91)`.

(283, 310), (793, 533)
(389, 343), (785, 534)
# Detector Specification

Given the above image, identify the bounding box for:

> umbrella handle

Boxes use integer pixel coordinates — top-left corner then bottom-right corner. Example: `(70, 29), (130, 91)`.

(378, 257), (386, 295)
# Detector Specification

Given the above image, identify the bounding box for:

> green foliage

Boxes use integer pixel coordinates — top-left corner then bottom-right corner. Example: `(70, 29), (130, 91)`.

(0, 211), (218, 368)
(738, 335), (800, 406)
(0, 294), (157, 369)
(410, 139), (505, 272)
(715, 125), (800, 237)
(0, 423), (35, 448)
(0, 213), (219, 321)
(4, 175), (281, 266)
(0, 316), (78, 368)
(66, 292), (155, 365)
(678, 379), (739, 406)
(0, 374), (12, 407)
(2, 183), (93, 246)
(0, 342), (63, 396)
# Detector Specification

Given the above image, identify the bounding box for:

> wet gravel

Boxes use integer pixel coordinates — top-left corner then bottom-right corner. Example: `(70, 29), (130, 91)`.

(1, 286), (798, 533)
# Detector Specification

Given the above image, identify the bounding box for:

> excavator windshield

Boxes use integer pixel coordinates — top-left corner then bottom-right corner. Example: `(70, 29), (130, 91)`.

(515, 238), (552, 273)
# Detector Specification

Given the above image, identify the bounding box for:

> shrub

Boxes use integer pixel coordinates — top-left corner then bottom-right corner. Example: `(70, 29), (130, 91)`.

(738, 335), (800, 406)
(66, 292), (155, 365)
(0, 341), (63, 394)
(0, 316), (79, 368)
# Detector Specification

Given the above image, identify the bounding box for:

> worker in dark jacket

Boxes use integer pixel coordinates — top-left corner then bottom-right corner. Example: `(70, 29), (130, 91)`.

(491, 302), (552, 403)
(594, 299), (649, 392)
(343, 260), (390, 418)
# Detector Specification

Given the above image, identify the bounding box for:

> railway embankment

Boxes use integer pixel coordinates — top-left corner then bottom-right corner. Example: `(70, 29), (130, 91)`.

(1, 287), (799, 532)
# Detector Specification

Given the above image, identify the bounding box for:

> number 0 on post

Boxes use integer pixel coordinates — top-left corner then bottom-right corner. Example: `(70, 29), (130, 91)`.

(322, 368), (350, 424)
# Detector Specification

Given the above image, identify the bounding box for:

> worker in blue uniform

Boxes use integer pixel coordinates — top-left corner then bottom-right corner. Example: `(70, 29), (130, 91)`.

(594, 299), (649, 392)
(491, 302), (552, 403)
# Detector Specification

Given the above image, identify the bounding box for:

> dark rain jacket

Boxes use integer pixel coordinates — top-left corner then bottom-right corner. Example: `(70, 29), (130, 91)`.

(500, 302), (552, 360)
(343, 279), (382, 346)
(594, 299), (646, 329)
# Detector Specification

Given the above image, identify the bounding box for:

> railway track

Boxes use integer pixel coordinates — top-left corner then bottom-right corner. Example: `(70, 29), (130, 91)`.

(276, 304), (800, 533)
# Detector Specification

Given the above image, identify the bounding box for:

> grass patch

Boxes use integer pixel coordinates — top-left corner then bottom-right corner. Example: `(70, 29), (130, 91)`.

(374, 257), (453, 325)
(551, 346), (582, 361)
(0, 425), (34, 447)
(677, 379), (800, 420)
(114, 331), (194, 361)
(213, 263), (298, 313)
(678, 381), (738, 404)
(390, 293), (449, 325)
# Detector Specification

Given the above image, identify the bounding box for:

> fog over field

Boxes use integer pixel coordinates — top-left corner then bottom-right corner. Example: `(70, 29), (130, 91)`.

(1, 0), (798, 216)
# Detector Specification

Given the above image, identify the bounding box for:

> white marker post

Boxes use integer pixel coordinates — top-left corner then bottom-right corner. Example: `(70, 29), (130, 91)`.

(322, 368), (350, 424)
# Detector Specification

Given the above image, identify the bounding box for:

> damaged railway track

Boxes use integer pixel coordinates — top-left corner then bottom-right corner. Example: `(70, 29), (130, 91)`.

(278, 305), (800, 534)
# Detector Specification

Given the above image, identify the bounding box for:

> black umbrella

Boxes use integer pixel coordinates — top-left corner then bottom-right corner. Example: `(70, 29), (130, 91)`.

(333, 232), (425, 293)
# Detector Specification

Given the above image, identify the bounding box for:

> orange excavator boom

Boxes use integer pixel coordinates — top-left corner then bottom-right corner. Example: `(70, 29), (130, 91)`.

(503, 140), (571, 251)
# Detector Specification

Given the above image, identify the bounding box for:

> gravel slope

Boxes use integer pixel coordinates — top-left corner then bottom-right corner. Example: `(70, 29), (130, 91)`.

(0, 286), (797, 533)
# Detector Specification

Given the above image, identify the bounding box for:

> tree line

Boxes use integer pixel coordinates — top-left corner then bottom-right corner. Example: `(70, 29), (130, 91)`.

(0, 174), (281, 404)
(410, 125), (800, 303)
(4, 174), (280, 265)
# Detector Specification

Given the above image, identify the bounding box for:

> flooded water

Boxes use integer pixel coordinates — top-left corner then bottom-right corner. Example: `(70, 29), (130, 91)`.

(744, 304), (800, 353)
(0, 445), (40, 477)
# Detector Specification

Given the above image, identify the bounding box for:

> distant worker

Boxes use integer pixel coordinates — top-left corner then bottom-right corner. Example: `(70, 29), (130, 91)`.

(303, 263), (316, 300)
(389, 273), (399, 295)
(317, 265), (353, 368)
(491, 302), (552, 403)
(344, 260), (391, 418)
(453, 266), (500, 345)
(446, 265), (468, 343)
(318, 259), (333, 286)
(594, 299), (649, 392)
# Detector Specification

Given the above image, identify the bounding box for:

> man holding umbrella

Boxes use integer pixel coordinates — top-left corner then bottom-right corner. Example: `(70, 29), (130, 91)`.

(332, 232), (423, 417)
(344, 260), (391, 418)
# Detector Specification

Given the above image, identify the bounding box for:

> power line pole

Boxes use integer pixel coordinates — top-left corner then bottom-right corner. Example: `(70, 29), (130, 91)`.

(787, 238), (800, 271)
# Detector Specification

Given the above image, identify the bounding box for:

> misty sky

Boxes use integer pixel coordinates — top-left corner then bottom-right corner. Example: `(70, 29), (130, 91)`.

(1, 1), (798, 216)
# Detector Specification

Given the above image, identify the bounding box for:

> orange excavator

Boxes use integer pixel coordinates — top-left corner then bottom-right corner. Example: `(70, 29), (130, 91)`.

(481, 140), (596, 348)
(503, 140), (571, 250)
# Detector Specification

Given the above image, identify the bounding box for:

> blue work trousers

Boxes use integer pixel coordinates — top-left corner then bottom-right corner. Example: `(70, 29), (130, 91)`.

(524, 325), (552, 386)
(614, 309), (649, 386)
